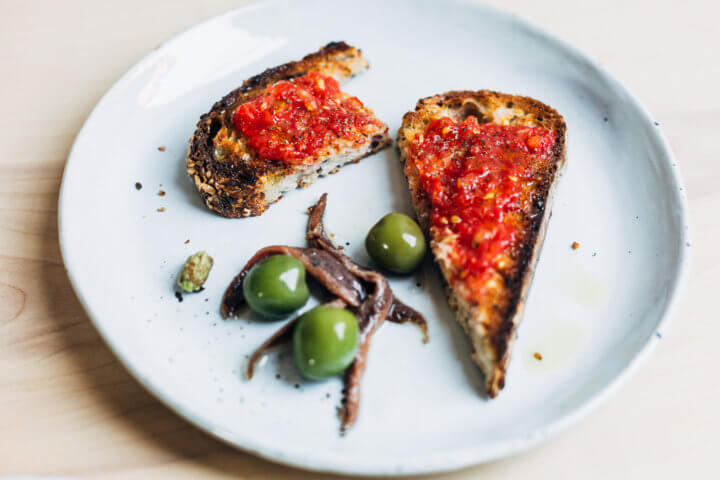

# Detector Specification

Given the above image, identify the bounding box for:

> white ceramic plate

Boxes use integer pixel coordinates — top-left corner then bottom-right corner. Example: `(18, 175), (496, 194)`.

(59, 0), (689, 475)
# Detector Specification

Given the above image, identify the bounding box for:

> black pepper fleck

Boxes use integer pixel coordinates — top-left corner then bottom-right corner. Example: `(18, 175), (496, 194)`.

(135, 182), (142, 190)
(175, 291), (183, 302)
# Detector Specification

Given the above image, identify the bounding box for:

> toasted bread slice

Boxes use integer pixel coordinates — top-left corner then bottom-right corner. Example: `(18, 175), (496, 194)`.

(187, 42), (390, 217)
(397, 91), (566, 397)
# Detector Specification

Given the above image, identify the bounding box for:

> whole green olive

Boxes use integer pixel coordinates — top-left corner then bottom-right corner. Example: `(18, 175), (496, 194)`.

(243, 255), (310, 319)
(293, 305), (359, 380)
(365, 212), (427, 273)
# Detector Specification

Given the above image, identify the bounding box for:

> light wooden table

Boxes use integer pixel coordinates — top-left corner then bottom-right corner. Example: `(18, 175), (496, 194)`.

(1, 1), (717, 478)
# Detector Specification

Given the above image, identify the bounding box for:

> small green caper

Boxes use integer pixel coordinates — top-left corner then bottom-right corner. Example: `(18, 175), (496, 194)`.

(177, 251), (214, 292)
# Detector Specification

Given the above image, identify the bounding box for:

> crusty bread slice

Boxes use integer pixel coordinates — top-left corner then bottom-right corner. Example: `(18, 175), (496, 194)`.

(186, 42), (390, 218)
(397, 91), (567, 397)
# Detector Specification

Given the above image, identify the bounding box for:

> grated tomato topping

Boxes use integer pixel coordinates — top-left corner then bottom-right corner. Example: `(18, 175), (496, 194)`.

(408, 116), (556, 300)
(233, 72), (383, 164)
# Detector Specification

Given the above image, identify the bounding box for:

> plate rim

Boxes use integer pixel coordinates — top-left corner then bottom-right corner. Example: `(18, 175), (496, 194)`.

(57, 0), (691, 475)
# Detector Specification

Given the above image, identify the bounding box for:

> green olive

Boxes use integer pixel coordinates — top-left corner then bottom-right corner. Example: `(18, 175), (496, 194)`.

(293, 306), (359, 380)
(243, 255), (310, 319)
(365, 212), (427, 273)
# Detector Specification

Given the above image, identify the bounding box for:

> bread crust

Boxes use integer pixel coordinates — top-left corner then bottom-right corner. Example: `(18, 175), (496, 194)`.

(186, 42), (390, 218)
(397, 90), (567, 397)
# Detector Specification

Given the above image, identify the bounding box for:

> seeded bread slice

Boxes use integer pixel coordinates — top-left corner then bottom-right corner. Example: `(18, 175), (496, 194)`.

(397, 91), (567, 397)
(186, 42), (390, 218)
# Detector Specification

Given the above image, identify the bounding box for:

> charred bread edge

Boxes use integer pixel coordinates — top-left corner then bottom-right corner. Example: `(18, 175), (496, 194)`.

(398, 90), (567, 397)
(492, 136), (566, 395)
(186, 41), (388, 218)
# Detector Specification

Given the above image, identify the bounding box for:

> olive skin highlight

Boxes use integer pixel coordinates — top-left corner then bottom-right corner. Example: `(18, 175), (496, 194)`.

(293, 306), (359, 380)
(243, 255), (310, 318)
(365, 213), (427, 273)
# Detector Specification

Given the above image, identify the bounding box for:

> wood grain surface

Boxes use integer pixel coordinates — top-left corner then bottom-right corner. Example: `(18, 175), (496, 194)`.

(1, 1), (718, 478)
